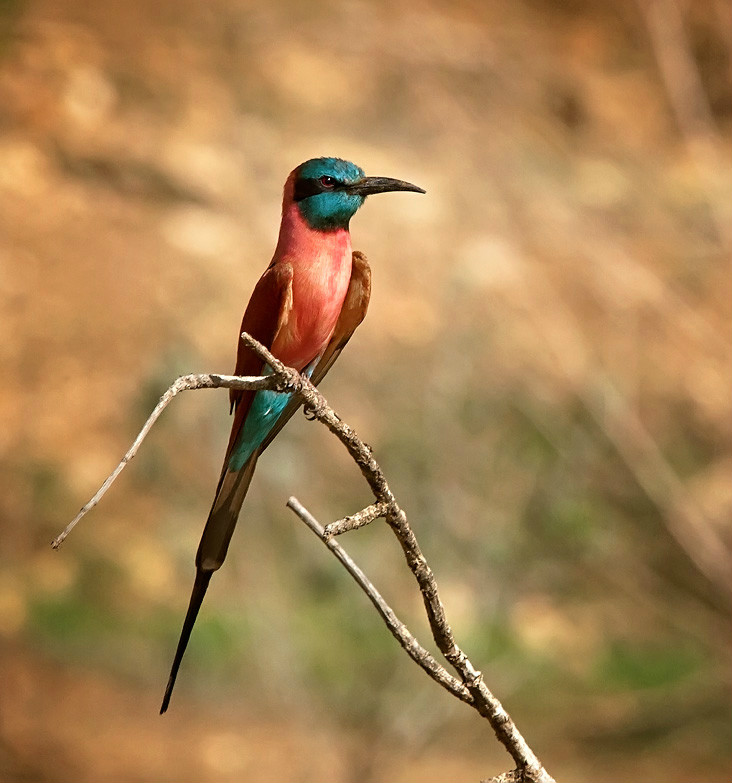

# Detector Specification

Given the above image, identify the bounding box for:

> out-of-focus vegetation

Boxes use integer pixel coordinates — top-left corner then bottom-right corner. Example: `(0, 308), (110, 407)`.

(0, 0), (730, 781)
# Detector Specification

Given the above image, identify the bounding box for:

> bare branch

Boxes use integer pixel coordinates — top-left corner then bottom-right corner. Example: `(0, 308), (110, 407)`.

(287, 496), (473, 705)
(239, 331), (289, 375)
(283, 372), (554, 782)
(56, 332), (555, 782)
(51, 372), (275, 549)
(484, 771), (524, 783)
(323, 501), (389, 538)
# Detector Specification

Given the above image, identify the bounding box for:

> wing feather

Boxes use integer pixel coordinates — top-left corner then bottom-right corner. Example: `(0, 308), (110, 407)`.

(258, 250), (371, 453)
(225, 262), (294, 460)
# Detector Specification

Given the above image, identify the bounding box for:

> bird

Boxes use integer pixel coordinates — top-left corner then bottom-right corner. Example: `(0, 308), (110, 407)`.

(160, 157), (424, 713)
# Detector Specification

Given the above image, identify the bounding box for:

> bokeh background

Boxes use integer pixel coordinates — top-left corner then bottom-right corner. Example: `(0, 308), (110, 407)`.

(0, 0), (730, 781)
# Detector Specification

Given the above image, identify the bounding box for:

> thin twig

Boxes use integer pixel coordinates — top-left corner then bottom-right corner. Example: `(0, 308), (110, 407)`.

(237, 334), (554, 782)
(55, 332), (555, 783)
(323, 501), (389, 538)
(287, 496), (473, 704)
(51, 372), (275, 549)
(289, 399), (552, 780)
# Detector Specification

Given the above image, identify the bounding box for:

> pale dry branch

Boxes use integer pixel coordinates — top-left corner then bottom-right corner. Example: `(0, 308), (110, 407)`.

(51, 372), (276, 549)
(54, 332), (555, 783)
(323, 501), (389, 538)
(241, 332), (554, 783)
(287, 496), (473, 704)
(483, 771), (524, 783)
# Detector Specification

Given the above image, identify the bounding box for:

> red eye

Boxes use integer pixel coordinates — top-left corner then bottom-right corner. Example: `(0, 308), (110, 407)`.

(319, 175), (336, 189)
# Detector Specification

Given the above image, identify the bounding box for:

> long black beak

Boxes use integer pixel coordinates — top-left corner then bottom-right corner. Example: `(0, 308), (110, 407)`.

(347, 176), (425, 196)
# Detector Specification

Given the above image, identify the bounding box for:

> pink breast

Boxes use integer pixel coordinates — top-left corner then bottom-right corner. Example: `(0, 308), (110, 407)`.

(271, 203), (353, 370)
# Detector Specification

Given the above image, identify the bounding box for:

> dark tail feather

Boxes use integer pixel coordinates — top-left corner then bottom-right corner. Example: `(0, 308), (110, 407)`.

(160, 568), (212, 714)
(196, 453), (259, 572)
(160, 454), (259, 714)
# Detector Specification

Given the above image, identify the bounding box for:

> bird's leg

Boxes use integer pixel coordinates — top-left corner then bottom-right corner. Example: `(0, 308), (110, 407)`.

(303, 405), (319, 421)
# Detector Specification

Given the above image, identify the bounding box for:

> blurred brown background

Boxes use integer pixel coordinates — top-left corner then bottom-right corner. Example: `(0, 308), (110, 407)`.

(0, 0), (730, 781)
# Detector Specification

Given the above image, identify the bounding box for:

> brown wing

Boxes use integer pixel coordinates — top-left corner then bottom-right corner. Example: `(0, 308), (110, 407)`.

(258, 250), (371, 454)
(197, 260), (293, 568)
(224, 261), (293, 461)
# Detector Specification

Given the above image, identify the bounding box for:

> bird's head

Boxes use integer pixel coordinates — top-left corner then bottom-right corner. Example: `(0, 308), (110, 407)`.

(291, 157), (425, 231)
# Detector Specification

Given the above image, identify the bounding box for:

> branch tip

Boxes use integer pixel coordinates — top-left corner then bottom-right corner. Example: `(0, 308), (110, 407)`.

(53, 333), (554, 781)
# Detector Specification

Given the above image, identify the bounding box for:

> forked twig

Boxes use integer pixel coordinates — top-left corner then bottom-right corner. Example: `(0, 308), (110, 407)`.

(287, 496), (472, 704)
(53, 332), (555, 783)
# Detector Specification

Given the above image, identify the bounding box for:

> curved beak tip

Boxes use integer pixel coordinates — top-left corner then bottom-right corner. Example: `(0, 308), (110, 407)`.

(350, 176), (426, 197)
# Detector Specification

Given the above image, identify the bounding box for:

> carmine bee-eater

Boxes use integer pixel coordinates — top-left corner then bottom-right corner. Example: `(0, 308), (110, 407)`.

(160, 157), (424, 713)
